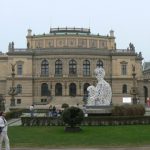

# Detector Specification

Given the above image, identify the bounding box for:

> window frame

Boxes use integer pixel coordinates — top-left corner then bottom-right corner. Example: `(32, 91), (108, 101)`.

(17, 64), (23, 75)
(17, 84), (22, 94)
(83, 60), (90, 76)
(55, 59), (62, 75)
(41, 83), (49, 96)
(41, 59), (49, 76)
(96, 59), (103, 68)
(69, 59), (77, 75)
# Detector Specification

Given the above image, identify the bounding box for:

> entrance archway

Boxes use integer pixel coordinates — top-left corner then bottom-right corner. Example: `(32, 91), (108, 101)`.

(83, 83), (90, 95)
(55, 83), (62, 96)
(144, 86), (148, 103)
(69, 83), (76, 96)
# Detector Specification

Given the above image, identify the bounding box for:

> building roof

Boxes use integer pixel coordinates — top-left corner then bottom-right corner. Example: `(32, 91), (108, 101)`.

(50, 27), (91, 35)
(143, 62), (150, 71)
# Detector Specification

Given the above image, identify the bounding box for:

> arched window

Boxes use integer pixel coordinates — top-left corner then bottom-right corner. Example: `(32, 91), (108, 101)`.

(96, 60), (103, 68)
(69, 83), (76, 96)
(84, 83), (90, 95)
(83, 60), (90, 76)
(55, 59), (62, 75)
(122, 84), (127, 94)
(83, 83), (90, 102)
(17, 84), (22, 94)
(120, 61), (128, 75)
(41, 83), (49, 96)
(41, 59), (49, 76)
(69, 59), (77, 75)
(55, 83), (62, 96)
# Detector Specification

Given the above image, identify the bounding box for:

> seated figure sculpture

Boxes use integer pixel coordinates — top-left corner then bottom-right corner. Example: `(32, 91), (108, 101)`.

(87, 67), (112, 106)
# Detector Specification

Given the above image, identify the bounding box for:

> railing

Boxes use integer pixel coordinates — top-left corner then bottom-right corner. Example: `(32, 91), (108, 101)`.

(50, 27), (90, 34)
(116, 49), (135, 53)
(21, 116), (150, 126)
(13, 49), (27, 52)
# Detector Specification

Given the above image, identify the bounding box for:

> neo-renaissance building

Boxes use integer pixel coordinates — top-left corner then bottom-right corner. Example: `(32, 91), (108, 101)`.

(0, 27), (149, 109)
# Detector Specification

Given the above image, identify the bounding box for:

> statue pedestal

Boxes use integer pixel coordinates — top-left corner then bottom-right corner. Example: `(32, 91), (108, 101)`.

(85, 106), (112, 116)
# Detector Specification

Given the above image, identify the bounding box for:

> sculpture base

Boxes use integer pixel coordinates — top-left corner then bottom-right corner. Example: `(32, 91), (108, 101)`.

(85, 105), (112, 116)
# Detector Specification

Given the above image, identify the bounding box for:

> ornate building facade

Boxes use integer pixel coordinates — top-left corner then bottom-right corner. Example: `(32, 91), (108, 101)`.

(0, 27), (149, 109)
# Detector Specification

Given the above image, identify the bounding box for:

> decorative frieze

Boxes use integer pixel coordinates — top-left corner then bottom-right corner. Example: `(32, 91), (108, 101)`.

(56, 38), (66, 47)
(45, 39), (54, 48)
(67, 38), (76, 47)
(89, 39), (97, 48)
(78, 39), (87, 48)
(35, 40), (44, 48)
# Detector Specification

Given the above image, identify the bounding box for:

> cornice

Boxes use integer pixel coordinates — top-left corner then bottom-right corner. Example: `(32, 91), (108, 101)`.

(26, 34), (115, 40)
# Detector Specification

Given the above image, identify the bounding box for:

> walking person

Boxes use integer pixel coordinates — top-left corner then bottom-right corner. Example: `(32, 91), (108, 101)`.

(0, 111), (10, 150)
(29, 104), (34, 117)
(48, 105), (53, 117)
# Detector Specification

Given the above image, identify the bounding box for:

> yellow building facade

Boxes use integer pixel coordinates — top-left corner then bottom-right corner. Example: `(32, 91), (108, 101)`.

(0, 27), (149, 109)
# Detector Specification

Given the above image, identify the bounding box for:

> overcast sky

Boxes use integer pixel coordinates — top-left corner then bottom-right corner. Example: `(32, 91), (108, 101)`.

(0, 0), (150, 61)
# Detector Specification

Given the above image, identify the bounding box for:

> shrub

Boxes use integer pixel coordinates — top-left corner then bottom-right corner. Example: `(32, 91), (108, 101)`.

(111, 105), (123, 116)
(62, 106), (84, 127)
(112, 104), (145, 116)
(6, 109), (24, 119)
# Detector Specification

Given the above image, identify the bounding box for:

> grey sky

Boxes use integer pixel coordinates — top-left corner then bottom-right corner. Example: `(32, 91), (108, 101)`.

(0, 0), (150, 61)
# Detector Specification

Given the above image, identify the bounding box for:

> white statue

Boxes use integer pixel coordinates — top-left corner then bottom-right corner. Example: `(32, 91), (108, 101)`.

(87, 67), (112, 106)
(87, 85), (96, 106)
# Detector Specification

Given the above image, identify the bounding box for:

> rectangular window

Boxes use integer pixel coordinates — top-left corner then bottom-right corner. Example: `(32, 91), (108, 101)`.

(121, 64), (127, 75)
(17, 99), (21, 104)
(41, 99), (47, 102)
(17, 64), (22, 75)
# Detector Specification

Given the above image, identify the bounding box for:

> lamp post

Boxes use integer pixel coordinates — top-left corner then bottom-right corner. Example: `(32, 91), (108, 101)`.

(130, 65), (138, 104)
(8, 64), (18, 106)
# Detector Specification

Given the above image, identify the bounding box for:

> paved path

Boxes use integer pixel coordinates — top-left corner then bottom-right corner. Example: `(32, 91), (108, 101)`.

(8, 147), (150, 150)
(8, 118), (21, 126)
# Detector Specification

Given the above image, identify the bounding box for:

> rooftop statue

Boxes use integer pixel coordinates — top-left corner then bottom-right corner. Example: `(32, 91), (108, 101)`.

(87, 67), (112, 106)
(11, 63), (16, 72)
(8, 41), (14, 52)
(129, 42), (135, 51)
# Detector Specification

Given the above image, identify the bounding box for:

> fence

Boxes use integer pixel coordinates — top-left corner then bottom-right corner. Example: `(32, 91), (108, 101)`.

(21, 116), (150, 126)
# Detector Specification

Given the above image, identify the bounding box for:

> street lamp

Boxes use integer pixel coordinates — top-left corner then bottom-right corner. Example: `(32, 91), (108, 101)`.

(130, 65), (138, 104)
(8, 64), (18, 106)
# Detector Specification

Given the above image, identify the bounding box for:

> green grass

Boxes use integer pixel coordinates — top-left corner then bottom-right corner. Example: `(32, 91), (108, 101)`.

(8, 125), (150, 148)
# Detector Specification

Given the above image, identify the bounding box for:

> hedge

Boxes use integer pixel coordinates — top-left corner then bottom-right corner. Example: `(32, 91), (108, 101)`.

(21, 115), (150, 126)
(112, 104), (145, 116)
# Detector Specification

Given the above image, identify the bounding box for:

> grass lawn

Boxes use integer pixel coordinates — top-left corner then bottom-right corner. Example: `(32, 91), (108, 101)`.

(8, 125), (150, 148)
